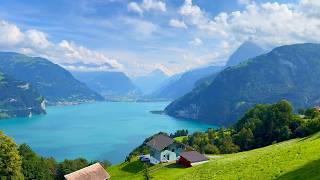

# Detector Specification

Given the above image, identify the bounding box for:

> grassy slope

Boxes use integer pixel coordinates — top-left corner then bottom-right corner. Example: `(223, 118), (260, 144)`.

(107, 132), (320, 180)
(174, 136), (187, 143)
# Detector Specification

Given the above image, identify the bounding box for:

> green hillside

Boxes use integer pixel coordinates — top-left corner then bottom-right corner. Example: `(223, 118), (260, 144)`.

(0, 52), (104, 105)
(107, 132), (320, 180)
(165, 43), (320, 126)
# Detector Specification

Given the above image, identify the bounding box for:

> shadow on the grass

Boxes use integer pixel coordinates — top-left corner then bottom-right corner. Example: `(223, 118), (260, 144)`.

(276, 159), (320, 180)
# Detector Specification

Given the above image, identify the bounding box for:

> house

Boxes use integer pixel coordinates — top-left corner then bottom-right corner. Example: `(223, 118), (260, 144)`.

(315, 106), (320, 112)
(146, 134), (185, 164)
(64, 163), (110, 180)
(178, 151), (209, 167)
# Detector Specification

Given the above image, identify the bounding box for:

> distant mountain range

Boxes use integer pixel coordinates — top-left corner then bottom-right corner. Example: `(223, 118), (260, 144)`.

(133, 69), (169, 95)
(152, 41), (265, 100)
(72, 71), (140, 100)
(151, 66), (224, 100)
(0, 70), (46, 119)
(165, 43), (320, 126)
(0, 52), (104, 105)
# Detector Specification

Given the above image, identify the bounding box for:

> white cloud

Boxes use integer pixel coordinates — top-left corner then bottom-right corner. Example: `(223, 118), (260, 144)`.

(0, 20), (24, 47)
(127, 0), (166, 15)
(141, 0), (166, 12)
(0, 20), (123, 71)
(127, 2), (143, 15)
(169, 19), (188, 29)
(189, 38), (202, 46)
(237, 0), (252, 5)
(178, 0), (320, 57)
(122, 17), (158, 37)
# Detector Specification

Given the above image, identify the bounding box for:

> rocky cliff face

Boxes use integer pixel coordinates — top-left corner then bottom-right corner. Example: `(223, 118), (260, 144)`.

(0, 71), (46, 119)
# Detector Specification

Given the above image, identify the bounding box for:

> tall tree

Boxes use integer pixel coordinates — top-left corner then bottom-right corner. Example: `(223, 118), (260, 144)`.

(0, 131), (23, 179)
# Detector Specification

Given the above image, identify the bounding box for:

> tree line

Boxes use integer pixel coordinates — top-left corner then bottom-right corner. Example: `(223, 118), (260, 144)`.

(182, 100), (320, 154)
(128, 100), (320, 158)
(0, 132), (111, 180)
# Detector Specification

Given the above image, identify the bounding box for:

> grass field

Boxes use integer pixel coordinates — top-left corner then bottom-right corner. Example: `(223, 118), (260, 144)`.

(107, 132), (320, 180)
(174, 136), (187, 143)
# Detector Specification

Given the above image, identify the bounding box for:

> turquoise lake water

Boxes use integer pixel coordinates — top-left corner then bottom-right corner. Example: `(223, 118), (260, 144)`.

(0, 102), (214, 164)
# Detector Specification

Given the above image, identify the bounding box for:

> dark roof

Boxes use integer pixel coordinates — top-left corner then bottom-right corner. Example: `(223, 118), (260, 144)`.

(146, 134), (174, 151)
(64, 163), (110, 180)
(179, 151), (208, 163)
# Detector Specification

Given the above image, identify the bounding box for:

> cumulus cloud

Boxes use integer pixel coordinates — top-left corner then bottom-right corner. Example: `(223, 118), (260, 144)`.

(189, 38), (202, 46)
(178, 0), (320, 57)
(127, 0), (166, 15)
(0, 20), (123, 71)
(127, 2), (143, 15)
(169, 19), (188, 29)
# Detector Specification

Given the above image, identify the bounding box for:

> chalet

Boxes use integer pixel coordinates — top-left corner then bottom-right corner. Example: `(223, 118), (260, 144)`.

(178, 151), (209, 167)
(64, 163), (110, 180)
(146, 134), (185, 164)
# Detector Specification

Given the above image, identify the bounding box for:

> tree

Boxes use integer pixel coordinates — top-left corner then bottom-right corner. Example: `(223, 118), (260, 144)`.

(56, 158), (89, 180)
(203, 144), (220, 154)
(233, 127), (254, 151)
(0, 131), (23, 179)
(19, 143), (56, 180)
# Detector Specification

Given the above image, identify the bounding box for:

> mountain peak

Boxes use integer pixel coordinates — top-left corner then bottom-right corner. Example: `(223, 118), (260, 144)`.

(226, 41), (266, 67)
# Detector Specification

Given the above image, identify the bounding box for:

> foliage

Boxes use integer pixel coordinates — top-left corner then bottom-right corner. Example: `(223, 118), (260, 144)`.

(152, 132), (320, 180)
(169, 129), (188, 138)
(0, 131), (23, 179)
(19, 143), (57, 180)
(56, 158), (89, 180)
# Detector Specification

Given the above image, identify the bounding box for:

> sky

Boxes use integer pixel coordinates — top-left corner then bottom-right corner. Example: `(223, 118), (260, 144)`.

(0, 0), (319, 76)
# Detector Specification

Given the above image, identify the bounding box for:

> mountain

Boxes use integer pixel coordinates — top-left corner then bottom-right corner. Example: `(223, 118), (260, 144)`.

(165, 43), (320, 126)
(133, 69), (169, 95)
(226, 41), (266, 67)
(151, 42), (265, 100)
(0, 52), (104, 105)
(72, 71), (140, 100)
(0, 70), (46, 119)
(151, 66), (224, 100)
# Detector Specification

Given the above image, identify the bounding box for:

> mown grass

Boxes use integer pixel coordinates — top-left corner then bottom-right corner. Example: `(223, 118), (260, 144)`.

(108, 132), (320, 180)
(174, 136), (187, 143)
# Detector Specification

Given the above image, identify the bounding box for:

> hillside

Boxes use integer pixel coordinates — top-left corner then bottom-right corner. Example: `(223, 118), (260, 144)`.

(165, 43), (320, 126)
(152, 65), (224, 100)
(0, 52), (104, 105)
(0, 71), (46, 119)
(151, 41), (264, 100)
(226, 41), (266, 67)
(107, 132), (320, 179)
(72, 71), (140, 100)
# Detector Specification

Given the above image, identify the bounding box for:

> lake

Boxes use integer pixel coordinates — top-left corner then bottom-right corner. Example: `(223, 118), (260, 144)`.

(0, 102), (215, 164)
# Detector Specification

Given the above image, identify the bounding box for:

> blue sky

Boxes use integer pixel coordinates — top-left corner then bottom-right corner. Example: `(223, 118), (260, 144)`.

(0, 0), (317, 76)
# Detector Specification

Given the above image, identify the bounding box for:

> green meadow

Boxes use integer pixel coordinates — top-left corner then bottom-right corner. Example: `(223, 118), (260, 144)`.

(107, 132), (320, 180)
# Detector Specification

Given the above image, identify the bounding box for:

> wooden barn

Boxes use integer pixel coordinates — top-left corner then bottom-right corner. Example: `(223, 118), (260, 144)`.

(178, 151), (209, 167)
(64, 163), (110, 180)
